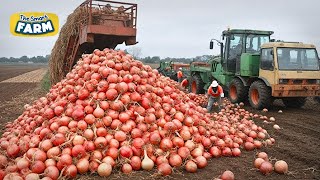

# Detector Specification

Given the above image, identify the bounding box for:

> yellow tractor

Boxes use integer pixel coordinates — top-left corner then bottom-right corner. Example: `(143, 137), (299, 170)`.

(248, 42), (320, 108)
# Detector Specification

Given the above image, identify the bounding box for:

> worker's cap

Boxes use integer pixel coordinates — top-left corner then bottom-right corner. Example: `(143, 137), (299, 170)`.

(179, 68), (182, 70)
(211, 80), (218, 87)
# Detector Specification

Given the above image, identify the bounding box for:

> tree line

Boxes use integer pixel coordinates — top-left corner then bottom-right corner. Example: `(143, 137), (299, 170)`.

(0, 53), (213, 64)
(0, 55), (50, 63)
(139, 55), (213, 64)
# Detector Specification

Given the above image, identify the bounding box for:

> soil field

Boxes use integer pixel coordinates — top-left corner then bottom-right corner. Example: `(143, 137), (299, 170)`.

(0, 64), (319, 180)
(0, 64), (47, 82)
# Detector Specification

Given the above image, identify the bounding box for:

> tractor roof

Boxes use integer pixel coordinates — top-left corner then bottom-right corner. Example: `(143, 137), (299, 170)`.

(261, 42), (317, 49)
(222, 29), (274, 36)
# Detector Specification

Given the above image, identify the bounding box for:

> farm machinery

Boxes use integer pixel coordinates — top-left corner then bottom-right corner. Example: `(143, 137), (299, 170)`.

(50, 0), (137, 83)
(189, 29), (320, 109)
(157, 61), (190, 81)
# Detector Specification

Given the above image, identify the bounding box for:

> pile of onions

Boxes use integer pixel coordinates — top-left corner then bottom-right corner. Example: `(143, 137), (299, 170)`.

(254, 152), (288, 176)
(187, 94), (208, 107)
(0, 48), (275, 179)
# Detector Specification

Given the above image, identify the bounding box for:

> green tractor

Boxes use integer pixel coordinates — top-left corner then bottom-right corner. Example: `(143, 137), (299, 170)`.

(189, 29), (320, 109)
(158, 61), (190, 81)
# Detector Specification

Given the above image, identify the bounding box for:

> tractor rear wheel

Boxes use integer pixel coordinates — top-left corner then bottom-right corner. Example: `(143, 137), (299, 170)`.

(190, 74), (205, 94)
(248, 81), (272, 109)
(229, 78), (248, 104)
(282, 97), (306, 108)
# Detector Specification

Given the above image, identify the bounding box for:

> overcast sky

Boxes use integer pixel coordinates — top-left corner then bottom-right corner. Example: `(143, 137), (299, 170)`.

(0, 0), (319, 58)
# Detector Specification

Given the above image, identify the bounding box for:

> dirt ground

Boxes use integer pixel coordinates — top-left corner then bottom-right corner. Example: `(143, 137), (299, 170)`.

(0, 64), (319, 180)
(0, 64), (47, 82)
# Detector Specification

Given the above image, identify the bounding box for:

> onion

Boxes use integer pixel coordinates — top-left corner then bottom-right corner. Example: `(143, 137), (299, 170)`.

(259, 161), (273, 175)
(17, 158), (30, 170)
(191, 148), (203, 158)
(31, 161), (46, 173)
(274, 160), (288, 174)
(45, 159), (56, 167)
(232, 148), (241, 157)
(160, 138), (173, 150)
(114, 131), (126, 142)
(44, 166), (59, 180)
(273, 124), (281, 130)
(158, 163), (172, 176)
(257, 152), (268, 161)
(121, 163), (132, 174)
(76, 158), (89, 174)
(254, 158), (265, 168)
(6, 144), (20, 158)
(244, 142), (255, 151)
(93, 104), (104, 118)
(130, 156), (142, 170)
(25, 173), (40, 180)
(89, 161), (99, 172)
(169, 154), (182, 167)
(142, 149), (154, 170)
(97, 163), (112, 177)
(149, 132), (161, 145)
(185, 140), (195, 151)
(120, 146), (133, 158)
(195, 156), (207, 169)
(63, 165), (77, 178)
(102, 156), (116, 167)
(178, 147), (190, 159)
(221, 170), (235, 180)
(185, 160), (197, 173)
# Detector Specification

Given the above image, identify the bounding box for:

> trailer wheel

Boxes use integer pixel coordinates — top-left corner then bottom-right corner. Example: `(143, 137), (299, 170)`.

(282, 97), (306, 108)
(229, 78), (248, 104)
(248, 81), (272, 109)
(190, 74), (205, 94)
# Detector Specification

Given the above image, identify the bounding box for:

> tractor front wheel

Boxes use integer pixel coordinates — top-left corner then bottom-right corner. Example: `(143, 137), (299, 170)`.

(190, 74), (205, 94)
(229, 78), (248, 104)
(248, 81), (272, 109)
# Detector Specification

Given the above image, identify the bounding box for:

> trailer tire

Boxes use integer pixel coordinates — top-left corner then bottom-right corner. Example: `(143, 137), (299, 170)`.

(282, 97), (306, 108)
(248, 81), (272, 109)
(190, 74), (205, 94)
(314, 97), (320, 104)
(229, 78), (248, 104)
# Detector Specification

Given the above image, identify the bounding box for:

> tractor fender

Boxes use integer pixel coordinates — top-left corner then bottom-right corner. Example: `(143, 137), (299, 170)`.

(257, 77), (271, 87)
(234, 76), (249, 87)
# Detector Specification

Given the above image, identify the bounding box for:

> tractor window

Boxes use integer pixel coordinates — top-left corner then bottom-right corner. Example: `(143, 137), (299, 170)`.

(277, 48), (319, 71)
(228, 34), (243, 59)
(246, 35), (270, 53)
(226, 34), (244, 73)
(260, 48), (274, 70)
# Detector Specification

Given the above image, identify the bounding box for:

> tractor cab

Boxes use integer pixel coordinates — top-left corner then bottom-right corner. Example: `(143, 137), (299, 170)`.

(210, 29), (273, 75)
